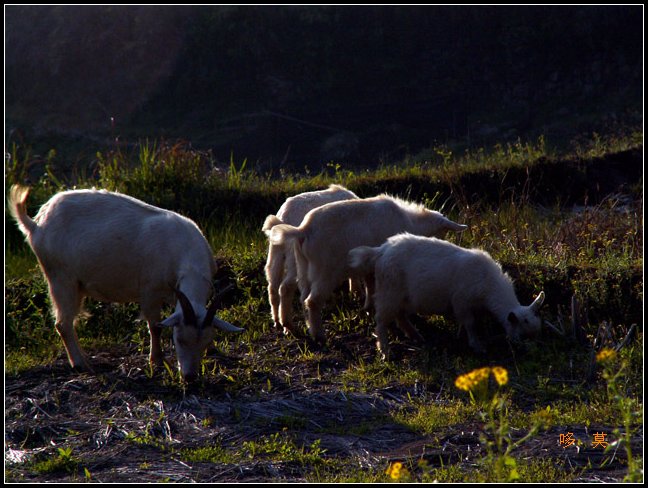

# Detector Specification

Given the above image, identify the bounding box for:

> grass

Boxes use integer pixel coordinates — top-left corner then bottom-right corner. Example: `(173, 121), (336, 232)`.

(393, 400), (481, 435)
(338, 356), (424, 392)
(4, 130), (643, 482)
(30, 447), (80, 476)
(179, 444), (238, 464)
(421, 457), (580, 483)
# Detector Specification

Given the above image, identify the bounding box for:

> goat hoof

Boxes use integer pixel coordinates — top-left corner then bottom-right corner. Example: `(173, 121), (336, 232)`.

(314, 335), (327, 346)
(306, 334), (327, 351)
(282, 324), (297, 336)
(149, 354), (168, 367)
(71, 361), (95, 374)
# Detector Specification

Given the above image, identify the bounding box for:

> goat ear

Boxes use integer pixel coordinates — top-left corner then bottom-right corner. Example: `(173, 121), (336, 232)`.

(447, 221), (468, 232)
(508, 312), (519, 325)
(213, 318), (244, 333)
(440, 216), (467, 233)
(175, 288), (197, 326)
(158, 313), (181, 328)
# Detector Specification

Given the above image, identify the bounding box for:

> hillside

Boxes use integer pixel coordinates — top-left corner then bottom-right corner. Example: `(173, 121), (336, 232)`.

(5, 5), (643, 169)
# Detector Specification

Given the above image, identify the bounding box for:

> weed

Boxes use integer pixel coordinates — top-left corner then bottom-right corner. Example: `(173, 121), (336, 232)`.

(240, 431), (327, 466)
(179, 444), (238, 464)
(420, 461), (466, 482)
(339, 356), (421, 392)
(597, 348), (644, 482)
(454, 366), (543, 482)
(308, 461), (385, 483)
(124, 430), (169, 451)
(227, 154), (251, 189)
(31, 447), (79, 475)
(419, 457), (577, 483)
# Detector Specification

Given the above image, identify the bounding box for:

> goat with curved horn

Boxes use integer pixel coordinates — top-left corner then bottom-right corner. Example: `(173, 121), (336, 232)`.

(8, 184), (244, 382)
(348, 233), (545, 358)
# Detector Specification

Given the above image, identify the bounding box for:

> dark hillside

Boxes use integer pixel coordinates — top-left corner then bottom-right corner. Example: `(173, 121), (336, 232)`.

(5, 5), (643, 169)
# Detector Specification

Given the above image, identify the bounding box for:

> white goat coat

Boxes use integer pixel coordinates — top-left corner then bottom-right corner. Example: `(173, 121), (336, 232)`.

(262, 184), (359, 332)
(367, 234), (518, 316)
(348, 233), (544, 356)
(9, 186), (241, 380)
(270, 195), (467, 342)
(28, 190), (214, 305)
(268, 184), (358, 230)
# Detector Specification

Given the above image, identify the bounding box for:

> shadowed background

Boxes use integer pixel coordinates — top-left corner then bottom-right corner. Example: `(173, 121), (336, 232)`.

(5, 5), (643, 170)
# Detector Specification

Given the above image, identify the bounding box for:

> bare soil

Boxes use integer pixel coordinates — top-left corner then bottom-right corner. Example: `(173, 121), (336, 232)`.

(5, 326), (642, 483)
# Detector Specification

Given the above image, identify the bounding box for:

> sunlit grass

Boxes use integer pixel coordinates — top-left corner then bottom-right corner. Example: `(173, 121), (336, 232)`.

(422, 457), (579, 483)
(178, 444), (238, 464)
(5, 250), (39, 280)
(3, 131), (642, 483)
(393, 400), (481, 435)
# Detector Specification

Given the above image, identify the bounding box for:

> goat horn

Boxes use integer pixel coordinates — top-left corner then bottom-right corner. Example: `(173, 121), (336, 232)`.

(202, 283), (235, 329)
(175, 288), (197, 326)
(530, 291), (545, 311)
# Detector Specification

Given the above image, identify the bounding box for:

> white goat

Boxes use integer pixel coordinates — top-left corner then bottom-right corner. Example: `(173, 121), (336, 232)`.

(269, 195), (467, 343)
(348, 233), (545, 357)
(262, 184), (359, 334)
(9, 185), (243, 381)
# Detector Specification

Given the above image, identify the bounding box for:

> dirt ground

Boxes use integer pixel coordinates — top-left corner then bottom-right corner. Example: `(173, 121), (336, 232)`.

(4, 327), (642, 483)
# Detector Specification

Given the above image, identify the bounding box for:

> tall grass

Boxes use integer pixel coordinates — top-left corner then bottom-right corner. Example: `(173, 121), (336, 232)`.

(5, 132), (643, 340)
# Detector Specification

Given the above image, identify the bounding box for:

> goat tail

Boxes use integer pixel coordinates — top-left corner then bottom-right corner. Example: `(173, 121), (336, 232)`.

(262, 214), (284, 236)
(268, 223), (303, 246)
(348, 246), (379, 277)
(9, 184), (38, 237)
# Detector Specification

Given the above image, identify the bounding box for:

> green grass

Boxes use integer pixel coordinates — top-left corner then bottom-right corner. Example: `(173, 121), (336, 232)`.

(421, 457), (579, 483)
(4, 131), (643, 482)
(177, 433), (328, 470)
(338, 356), (425, 392)
(29, 447), (81, 476)
(393, 400), (481, 435)
(178, 444), (238, 465)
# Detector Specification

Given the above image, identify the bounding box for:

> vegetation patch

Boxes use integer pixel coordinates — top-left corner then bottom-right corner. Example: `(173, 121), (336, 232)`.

(4, 132), (642, 482)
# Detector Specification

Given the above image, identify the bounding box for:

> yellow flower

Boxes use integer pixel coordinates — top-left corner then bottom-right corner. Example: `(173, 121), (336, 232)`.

(455, 367), (492, 391)
(455, 366), (510, 392)
(454, 374), (473, 391)
(596, 348), (617, 363)
(491, 366), (509, 386)
(385, 461), (407, 480)
(471, 367), (491, 384)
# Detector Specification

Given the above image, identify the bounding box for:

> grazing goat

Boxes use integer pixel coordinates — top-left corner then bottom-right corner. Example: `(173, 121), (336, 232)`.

(269, 195), (467, 343)
(9, 185), (243, 381)
(262, 184), (359, 334)
(348, 233), (545, 358)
